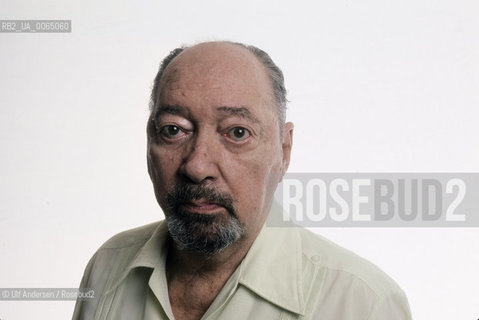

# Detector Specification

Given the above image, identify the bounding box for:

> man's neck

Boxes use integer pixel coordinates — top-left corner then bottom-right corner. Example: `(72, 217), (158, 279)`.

(165, 234), (258, 320)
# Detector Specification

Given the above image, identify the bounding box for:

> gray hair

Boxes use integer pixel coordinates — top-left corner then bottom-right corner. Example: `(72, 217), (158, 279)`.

(149, 41), (287, 127)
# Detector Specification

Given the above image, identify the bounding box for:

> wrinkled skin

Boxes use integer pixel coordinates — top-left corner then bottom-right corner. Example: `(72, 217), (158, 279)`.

(147, 42), (293, 251)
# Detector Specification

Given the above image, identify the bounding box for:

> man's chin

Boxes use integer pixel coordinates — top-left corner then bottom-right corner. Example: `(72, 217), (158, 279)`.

(166, 208), (245, 255)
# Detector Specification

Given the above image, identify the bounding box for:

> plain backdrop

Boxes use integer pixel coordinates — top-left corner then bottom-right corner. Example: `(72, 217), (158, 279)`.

(1, 0), (478, 319)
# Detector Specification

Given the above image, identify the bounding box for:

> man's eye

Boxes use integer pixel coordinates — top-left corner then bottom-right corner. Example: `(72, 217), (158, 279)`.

(227, 127), (251, 142)
(159, 125), (184, 139)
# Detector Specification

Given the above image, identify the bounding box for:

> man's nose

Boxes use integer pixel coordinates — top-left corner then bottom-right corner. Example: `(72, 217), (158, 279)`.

(180, 132), (220, 184)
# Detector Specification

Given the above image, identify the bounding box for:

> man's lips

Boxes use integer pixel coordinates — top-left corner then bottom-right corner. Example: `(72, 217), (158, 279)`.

(181, 201), (225, 214)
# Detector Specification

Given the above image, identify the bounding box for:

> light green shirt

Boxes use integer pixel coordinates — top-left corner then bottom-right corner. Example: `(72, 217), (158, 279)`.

(73, 205), (412, 320)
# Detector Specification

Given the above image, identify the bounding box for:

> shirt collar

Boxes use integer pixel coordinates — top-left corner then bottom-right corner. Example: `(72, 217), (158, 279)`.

(107, 222), (169, 294)
(107, 202), (305, 316)
(238, 201), (305, 315)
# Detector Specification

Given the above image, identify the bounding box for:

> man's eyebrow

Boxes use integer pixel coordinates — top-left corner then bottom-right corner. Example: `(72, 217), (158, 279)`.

(217, 106), (260, 124)
(154, 105), (188, 120)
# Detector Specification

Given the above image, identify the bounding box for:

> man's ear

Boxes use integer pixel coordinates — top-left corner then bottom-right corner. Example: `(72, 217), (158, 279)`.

(280, 122), (294, 180)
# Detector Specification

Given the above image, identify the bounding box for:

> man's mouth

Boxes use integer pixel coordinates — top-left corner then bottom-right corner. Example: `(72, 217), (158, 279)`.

(181, 200), (225, 214)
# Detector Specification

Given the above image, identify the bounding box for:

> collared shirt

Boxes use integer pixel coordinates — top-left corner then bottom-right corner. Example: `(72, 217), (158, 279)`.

(73, 204), (412, 320)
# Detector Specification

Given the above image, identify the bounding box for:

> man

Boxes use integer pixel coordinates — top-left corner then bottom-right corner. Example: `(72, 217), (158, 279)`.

(73, 41), (412, 319)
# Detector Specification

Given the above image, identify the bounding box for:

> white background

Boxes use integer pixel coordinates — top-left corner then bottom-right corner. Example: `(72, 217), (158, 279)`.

(1, 0), (478, 319)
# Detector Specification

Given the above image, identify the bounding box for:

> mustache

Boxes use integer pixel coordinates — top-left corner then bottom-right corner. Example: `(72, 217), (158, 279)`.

(166, 182), (237, 217)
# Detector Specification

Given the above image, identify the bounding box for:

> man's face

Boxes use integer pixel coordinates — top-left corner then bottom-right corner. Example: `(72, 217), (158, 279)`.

(147, 43), (292, 254)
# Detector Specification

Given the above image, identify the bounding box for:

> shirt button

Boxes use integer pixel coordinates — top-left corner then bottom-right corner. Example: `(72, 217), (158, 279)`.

(311, 255), (321, 263)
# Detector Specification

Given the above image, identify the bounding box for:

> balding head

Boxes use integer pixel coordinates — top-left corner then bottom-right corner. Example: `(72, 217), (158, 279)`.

(149, 41), (287, 133)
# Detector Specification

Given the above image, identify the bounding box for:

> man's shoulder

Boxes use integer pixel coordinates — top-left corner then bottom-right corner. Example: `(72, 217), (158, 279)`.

(99, 220), (164, 250)
(296, 227), (404, 296)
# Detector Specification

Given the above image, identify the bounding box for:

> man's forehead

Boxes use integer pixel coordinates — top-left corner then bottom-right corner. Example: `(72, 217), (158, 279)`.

(154, 104), (261, 124)
(152, 42), (279, 130)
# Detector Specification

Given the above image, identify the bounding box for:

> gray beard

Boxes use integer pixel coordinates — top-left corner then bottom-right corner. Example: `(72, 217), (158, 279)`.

(165, 207), (245, 255)
(164, 182), (245, 255)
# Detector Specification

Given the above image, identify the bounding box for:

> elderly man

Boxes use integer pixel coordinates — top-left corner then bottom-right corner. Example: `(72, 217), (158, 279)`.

(73, 41), (411, 320)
